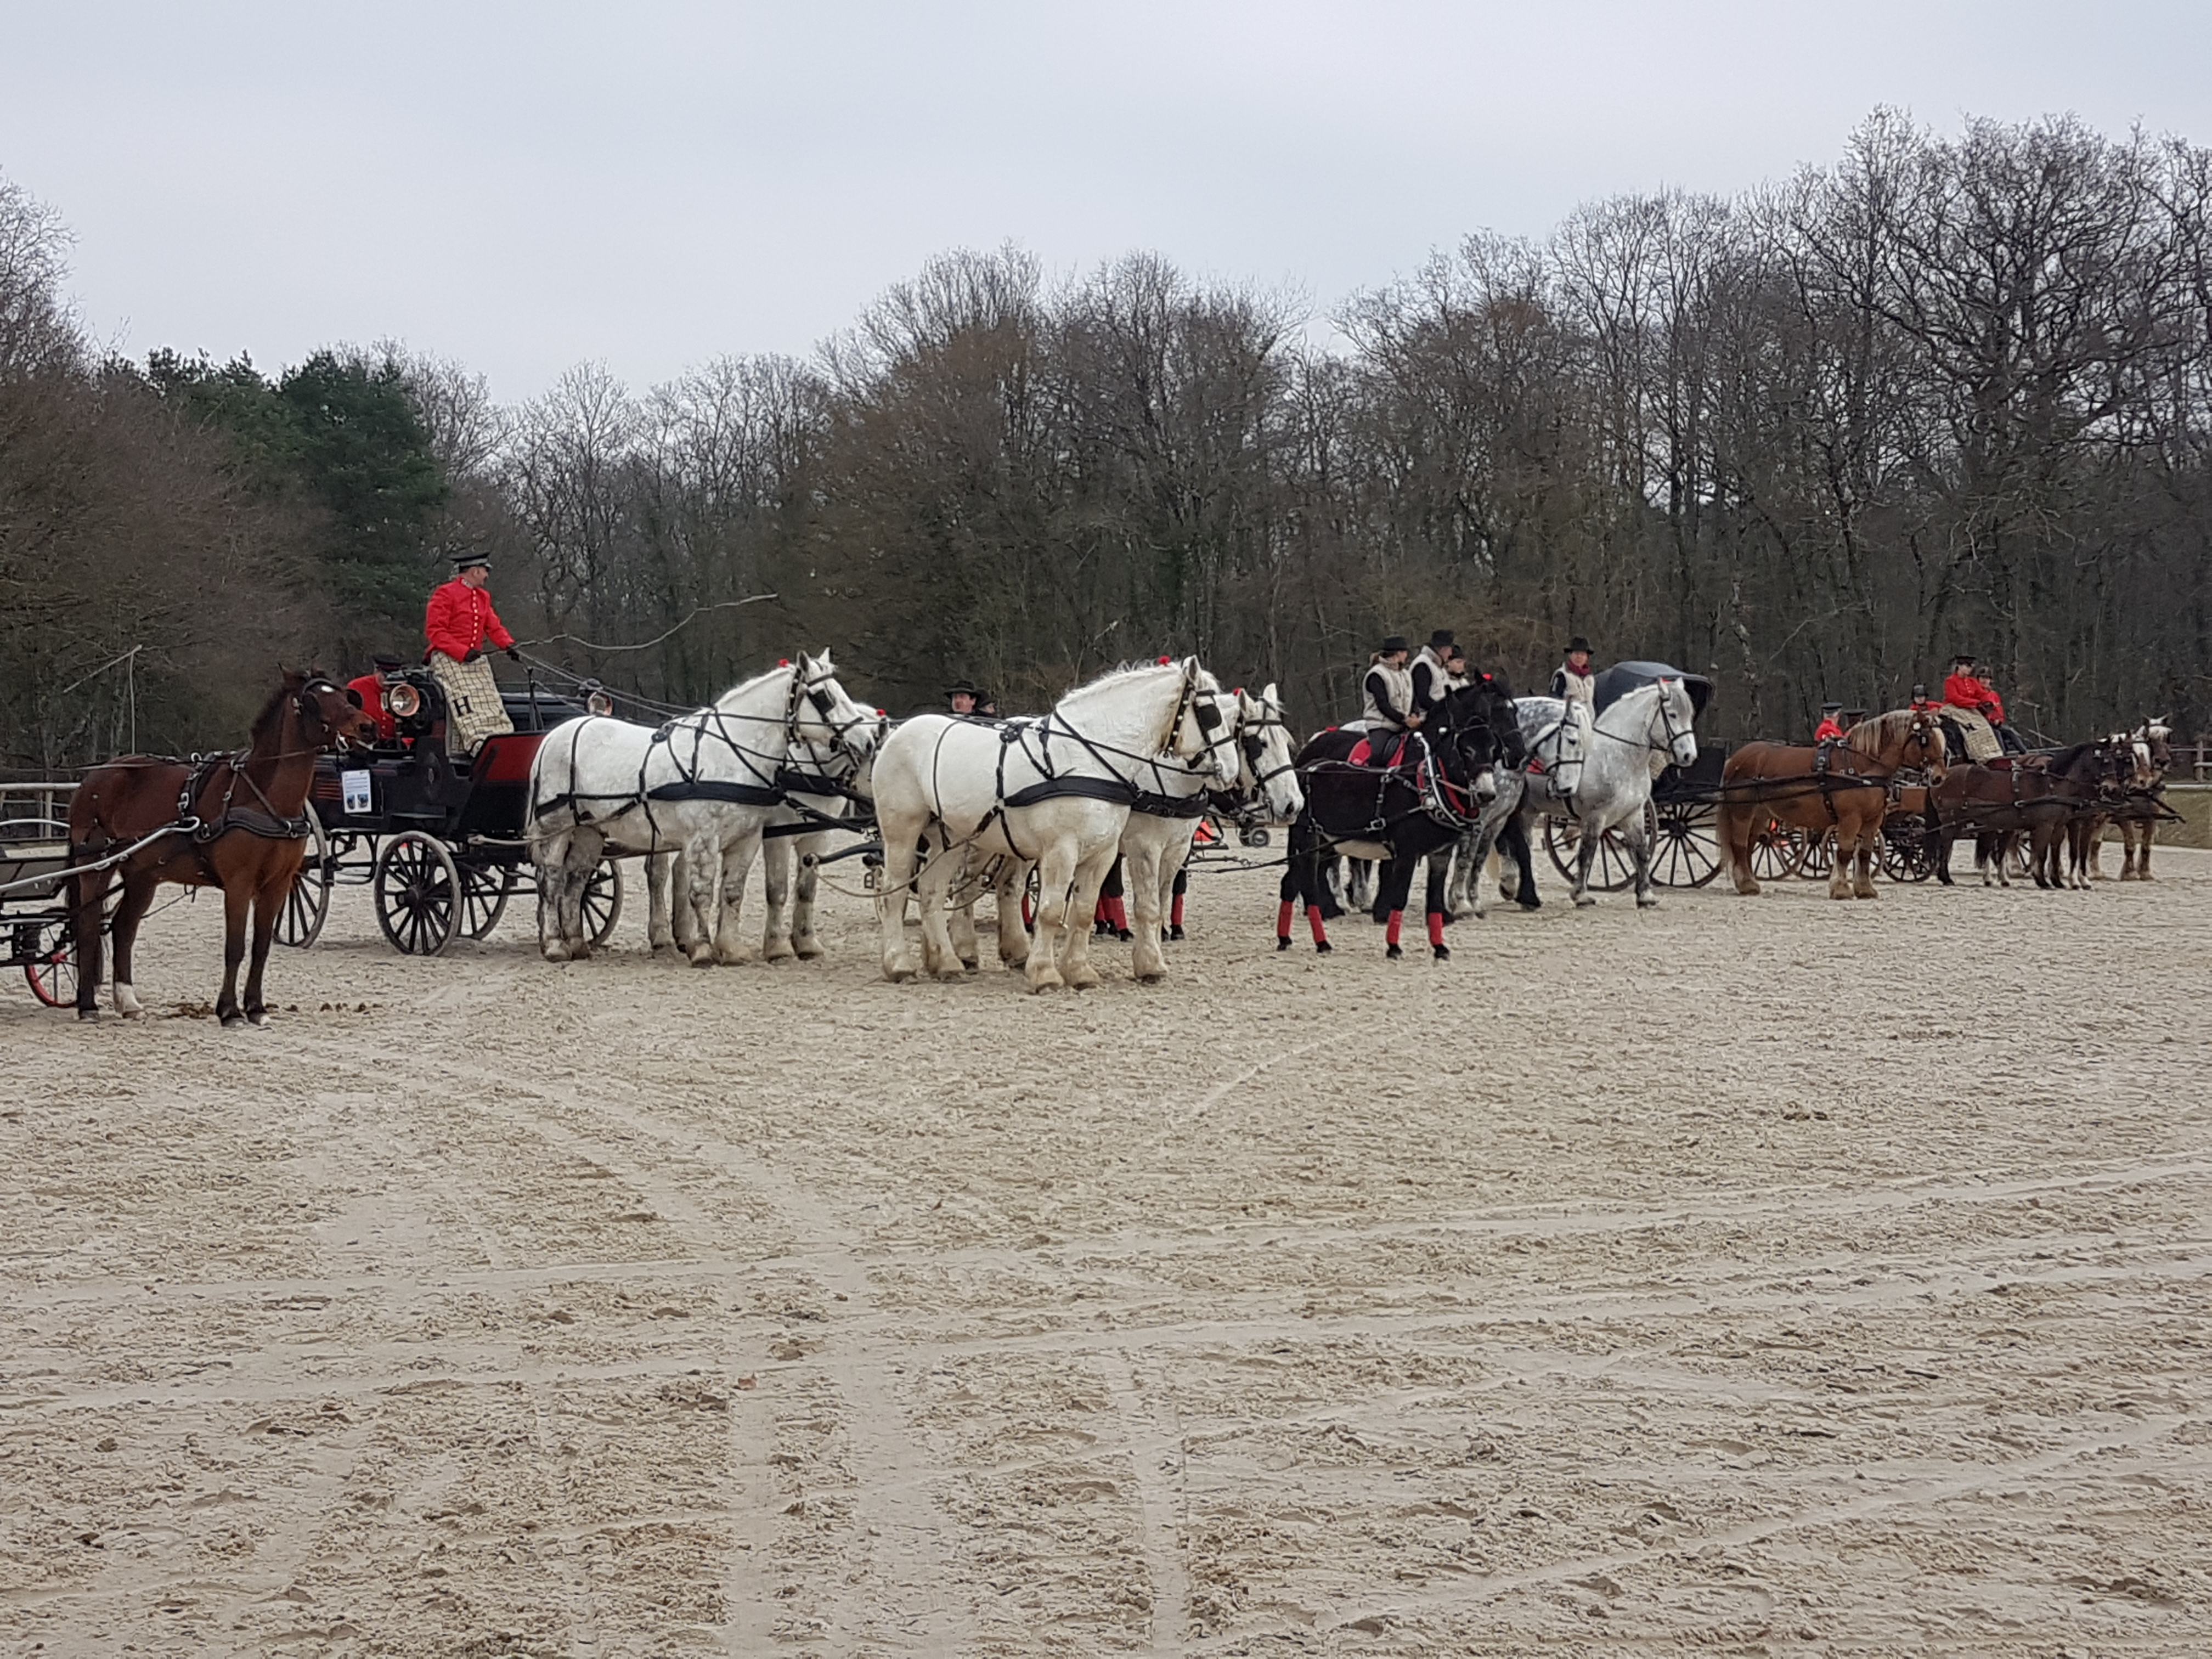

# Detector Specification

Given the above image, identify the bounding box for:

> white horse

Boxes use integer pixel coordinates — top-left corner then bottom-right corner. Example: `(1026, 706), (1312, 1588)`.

(872, 658), (1240, 991)
(645, 731), (877, 960)
(1457, 679), (1699, 913)
(528, 654), (882, 964)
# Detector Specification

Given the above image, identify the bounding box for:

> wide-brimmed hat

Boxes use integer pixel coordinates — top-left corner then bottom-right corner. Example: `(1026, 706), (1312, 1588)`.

(1427, 628), (1455, 650)
(1377, 635), (1410, 654)
(944, 680), (982, 698)
(1565, 635), (1593, 654)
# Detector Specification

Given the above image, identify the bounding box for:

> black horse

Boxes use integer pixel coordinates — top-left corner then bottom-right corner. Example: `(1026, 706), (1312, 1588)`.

(1279, 674), (1525, 960)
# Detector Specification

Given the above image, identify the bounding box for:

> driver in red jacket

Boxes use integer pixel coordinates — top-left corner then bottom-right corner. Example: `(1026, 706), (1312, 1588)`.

(1943, 653), (2026, 753)
(425, 557), (520, 664)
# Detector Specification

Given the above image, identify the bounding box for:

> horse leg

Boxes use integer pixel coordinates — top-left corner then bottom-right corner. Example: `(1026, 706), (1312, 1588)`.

(1062, 847), (1115, 990)
(873, 816), (923, 983)
(680, 833), (723, 967)
(1026, 842), (1075, 992)
(1627, 812), (1659, 908)
(1853, 820), (1879, 899)
(242, 874), (283, 1024)
(1721, 805), (1760, 896)
(1504, 815), (1540, 909)
(217, 880), (252, 1026)
(1379, 856), (1416, 957)
(915, 843), (967, 980)
(712, 835), (761, 964)
(1125, 837), (1168, 983)
(1424, 855), (1451, 960)
(945, 869), (983, 974)
(107, 873), (158, 1019)
(761, 836), (796, 962)
(71, 857), (117, 1019)
(792, 836), (827, 958)
(643, 849), (675, 953)
(992, 862), (1031, 969)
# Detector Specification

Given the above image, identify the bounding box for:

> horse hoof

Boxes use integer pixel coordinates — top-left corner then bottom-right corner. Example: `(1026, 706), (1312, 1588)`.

(221, 1013), (247, 1029)
(1518, 899), (1541, 911)
(249, 1009), (269, 1027)
(1276, 936), (1292, 952)
(1169, 926), (1186, 941)
(795, 942), (825, 960)
(1432, 945), (1450, 962)
(1573, 895), (1597, 909)
(764, 944), (795, 964)
(885, 966), (916, 984)
(1135, 969), (1165, 985)
(1637, 896), (1660, 910)
(543, 945), (572, 964)
(690, 953), (718, 968)
(959, 957), (980, 972)
(1314, 940), (1332, 955)
(1386, 943), (1403, 960)
(77, 1007), (100, 1022)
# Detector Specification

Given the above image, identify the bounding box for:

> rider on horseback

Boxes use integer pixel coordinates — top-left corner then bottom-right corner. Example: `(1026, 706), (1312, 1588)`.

(1361, 636), (1421, 768)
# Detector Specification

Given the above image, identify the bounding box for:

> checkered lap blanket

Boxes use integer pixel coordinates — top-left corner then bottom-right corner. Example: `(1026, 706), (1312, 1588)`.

(428, 650), (515, 755)
(1943, 706), (2001, 763)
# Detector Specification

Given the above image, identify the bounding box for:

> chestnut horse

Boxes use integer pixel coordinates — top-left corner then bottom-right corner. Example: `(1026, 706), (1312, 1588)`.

(1720, 708), (1946, 899)
(69, 670), (375, 1024)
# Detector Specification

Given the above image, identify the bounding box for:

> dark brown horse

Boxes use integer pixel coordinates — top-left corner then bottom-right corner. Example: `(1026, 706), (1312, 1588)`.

(69, 670), (375, 1024)
(1930, 740), (2126, 891)
(1720, 708), (1947, 899)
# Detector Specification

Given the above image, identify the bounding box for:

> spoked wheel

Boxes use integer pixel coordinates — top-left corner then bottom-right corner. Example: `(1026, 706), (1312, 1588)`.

(1748, 819), (1805, 882)
(373, 831), (461, 956)
(581, 859), (623, 948)
(1880, 831), (1940, 883)
(274, 808), (332, 949)
(1650, 800), (1723, 888)
(23, 923), (76, 1007)
(459, 863), (516, 939)
(1797, 831), (1836, 881)
(1544, 816), (1637, 893)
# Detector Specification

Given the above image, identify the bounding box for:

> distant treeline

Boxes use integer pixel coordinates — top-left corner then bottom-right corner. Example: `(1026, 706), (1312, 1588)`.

(5, 109), (2210, 769)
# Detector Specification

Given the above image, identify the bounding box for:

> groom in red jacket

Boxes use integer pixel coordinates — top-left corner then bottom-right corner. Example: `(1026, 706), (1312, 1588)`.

(424, 555), (520, 755)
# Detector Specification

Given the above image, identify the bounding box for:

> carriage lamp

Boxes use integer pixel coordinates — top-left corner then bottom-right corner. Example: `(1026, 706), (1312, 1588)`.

(385, 682), (422, 719)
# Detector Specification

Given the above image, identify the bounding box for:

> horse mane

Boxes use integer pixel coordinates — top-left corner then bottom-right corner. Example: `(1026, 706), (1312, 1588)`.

(1843, 709), (1915, 755)
(711, 663), (797, 709)
(247, 670), (307, 747)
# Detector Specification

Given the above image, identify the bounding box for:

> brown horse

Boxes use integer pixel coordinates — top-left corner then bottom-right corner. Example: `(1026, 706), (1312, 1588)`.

(1931, 740), (2126, 891)
(1720, 708), (1947, 899)
(69, 670), (376, 1024)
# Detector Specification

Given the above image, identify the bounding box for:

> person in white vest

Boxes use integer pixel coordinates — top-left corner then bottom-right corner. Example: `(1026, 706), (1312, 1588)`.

(1360, 635), (1420, 768)
(1551, 635), (1597, 710)
(1411, 628), (1458, 710)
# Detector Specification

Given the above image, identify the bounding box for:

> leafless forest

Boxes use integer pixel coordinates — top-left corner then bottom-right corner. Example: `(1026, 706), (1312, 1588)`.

(4, 110), (2210, 766)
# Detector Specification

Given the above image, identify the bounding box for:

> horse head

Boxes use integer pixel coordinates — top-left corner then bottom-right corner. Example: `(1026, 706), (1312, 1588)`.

(791, 651), (884, 764)
(1167, 657), (1241, 788)
(1235, 682), (1304, 822)
(2142, 715), (2172, 771)
(1651, 677), (1700, 770)
(297, 669), (379, 753)
(1858, 706), (1946, 781)
(1434, 677), (1519, 796)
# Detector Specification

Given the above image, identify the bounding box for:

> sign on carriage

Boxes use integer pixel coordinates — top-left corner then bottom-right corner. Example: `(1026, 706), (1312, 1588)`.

(341, 769), (373, 816)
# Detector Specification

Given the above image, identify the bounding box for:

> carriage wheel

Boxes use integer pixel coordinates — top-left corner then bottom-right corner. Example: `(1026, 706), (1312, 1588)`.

(1544, 817), (1637, 893)
(274, 809), (332, 949)
(580, 859), (623, 947)
(373, 831), (461, 956)
(23, 924), (76, 1008)
(1747, 819), (1804, 882)
(459, 863), (515, 939)
(1880, 831), (1939, 883)
(1650, 800), (1723, 888)
(1796, 830), (1836, 880)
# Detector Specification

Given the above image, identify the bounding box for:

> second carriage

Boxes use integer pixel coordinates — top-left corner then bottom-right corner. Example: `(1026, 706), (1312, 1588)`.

(278, 669), (625, 956)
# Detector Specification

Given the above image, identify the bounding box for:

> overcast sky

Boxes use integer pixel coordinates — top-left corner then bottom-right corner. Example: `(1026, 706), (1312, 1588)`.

(6, 1), (2210, 402)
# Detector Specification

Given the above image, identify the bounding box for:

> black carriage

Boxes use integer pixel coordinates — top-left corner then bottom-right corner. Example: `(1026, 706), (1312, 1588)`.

(1539, 662), (1729, 892)
(1, 781), (83, 1006)
(278, 669), (623, 956)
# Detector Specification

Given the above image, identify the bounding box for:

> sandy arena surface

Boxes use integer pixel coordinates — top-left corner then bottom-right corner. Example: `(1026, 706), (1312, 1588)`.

(3, 846), (2209, 1657)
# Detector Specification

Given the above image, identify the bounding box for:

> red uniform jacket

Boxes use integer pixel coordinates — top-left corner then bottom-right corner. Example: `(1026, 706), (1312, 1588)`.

(424, 578), (515, 661)
(346, 673), (399, 741)
(1814, 716), (1845, 743)
(1942, 671), (2005, 724)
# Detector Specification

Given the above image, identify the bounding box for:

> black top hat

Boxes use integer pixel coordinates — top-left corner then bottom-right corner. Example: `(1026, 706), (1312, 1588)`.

(1821, 700), (1843, 712)
(1565, 636), (1593, 655)
(944, 680), (981, 698)
(1378, 635), (1410, 655)
(371, 652), (405, 669)
(1950, 651), (1976, 664)
(451, 552), (490, 572)
(1427, 629), (1455, 650)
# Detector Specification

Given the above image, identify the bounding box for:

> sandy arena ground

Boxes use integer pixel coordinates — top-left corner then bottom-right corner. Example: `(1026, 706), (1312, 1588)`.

(3, 845), (2209, 1658)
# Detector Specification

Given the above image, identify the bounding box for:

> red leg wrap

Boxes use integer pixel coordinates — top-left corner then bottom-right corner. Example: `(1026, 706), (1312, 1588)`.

(1171, 893), (1185, 927)
(1386, 910), (1404, 947)
(1427, 911), (1446, 948)
(1307, 904), (1328, 943)
(1277, 899), (1294, 939)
